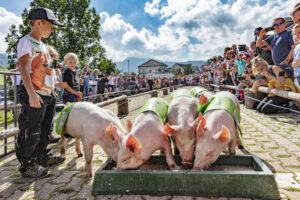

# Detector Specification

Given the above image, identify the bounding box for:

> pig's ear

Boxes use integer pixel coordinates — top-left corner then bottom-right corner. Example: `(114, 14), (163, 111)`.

(105, 123), (114, 140)
(126, 134), (142, 154)
(163, 123), (177, 135)
(111, 126), (123, 143)
(196, 113), (206, 128)
(196, 121), (205, 139)
(125, 119), (133, 132)
(199, 94), (208, 105)
(213, 125), (231, 143)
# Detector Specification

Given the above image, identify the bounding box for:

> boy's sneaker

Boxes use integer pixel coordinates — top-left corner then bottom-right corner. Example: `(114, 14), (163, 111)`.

(20, 162), (49, 178)
(40, 155), (65, 167)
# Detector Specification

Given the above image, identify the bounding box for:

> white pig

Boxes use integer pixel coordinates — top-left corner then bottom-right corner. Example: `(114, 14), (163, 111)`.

(193, 91), (244, 170)
(110, 98), (179, 170)
(57, 102), (130, 177)
(165, 89), (203, 166)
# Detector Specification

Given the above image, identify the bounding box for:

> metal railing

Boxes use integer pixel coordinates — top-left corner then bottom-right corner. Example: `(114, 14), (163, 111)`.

(0, 75), (184, 158)
(0, 71), (20, 158)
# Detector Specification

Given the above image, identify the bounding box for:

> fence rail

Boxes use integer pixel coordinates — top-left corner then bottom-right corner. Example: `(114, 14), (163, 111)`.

(0, 82), (183, 158)
(211, 84), (300, 102)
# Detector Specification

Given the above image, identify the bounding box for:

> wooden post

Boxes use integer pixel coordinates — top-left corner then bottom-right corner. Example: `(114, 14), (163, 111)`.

(170, 87), (173, 92)
(118, 98), (129, 116)
(174, 86), (177, 90)
(151, 91), (158, 97)
(163, 88), (168, 95)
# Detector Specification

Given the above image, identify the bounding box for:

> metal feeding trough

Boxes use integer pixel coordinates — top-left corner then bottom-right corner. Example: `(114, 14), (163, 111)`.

(92, 155), (280, 199)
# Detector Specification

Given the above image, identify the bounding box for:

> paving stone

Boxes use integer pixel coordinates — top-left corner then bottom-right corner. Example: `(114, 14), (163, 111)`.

(275, 173), (300, 188)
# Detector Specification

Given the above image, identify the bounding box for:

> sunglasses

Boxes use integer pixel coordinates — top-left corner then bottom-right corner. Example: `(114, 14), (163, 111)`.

(272, 22), (283, 28)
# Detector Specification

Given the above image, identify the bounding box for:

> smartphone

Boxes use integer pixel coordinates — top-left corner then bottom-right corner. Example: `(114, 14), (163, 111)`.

(265, 26), (274, 32)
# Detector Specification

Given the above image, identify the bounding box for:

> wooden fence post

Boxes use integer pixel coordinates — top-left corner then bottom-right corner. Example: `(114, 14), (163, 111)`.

(118, 98), (129, 116)
(170, 87), (173, 92)
(163, 88), (168, 95)
(151, 91), (158, 97)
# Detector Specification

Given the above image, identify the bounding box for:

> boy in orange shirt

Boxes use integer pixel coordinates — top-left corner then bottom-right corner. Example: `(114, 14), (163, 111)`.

(17, 8), (65, 178)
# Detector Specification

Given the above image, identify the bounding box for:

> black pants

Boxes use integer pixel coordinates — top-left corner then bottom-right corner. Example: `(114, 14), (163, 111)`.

(257, 96), (289, 114)
(148, 80), (154, 90)
(16, 86), (56, 164)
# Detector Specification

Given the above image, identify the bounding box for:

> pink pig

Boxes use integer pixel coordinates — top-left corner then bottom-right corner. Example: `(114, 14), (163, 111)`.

(164, 95), (203, 166)
(110, 111), (179, 170)
(193, 91), (244, 170)
(60, 102), (130, 177)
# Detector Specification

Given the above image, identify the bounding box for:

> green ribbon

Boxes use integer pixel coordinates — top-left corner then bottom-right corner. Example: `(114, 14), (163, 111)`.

(139, 98), (169, 124)
(55, 103), (75, 135)
(190, 87), (207, 97)
(201, 96), (242, 136)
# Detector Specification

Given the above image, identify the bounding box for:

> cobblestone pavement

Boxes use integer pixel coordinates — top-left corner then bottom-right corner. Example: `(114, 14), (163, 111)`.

(0, 87), (300, 200)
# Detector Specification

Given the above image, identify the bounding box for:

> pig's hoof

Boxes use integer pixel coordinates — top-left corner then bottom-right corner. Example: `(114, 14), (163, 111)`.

(78, 153), (83, 157)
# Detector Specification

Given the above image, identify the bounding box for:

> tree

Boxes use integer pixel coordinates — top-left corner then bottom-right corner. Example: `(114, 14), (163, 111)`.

(184, 64), (193, 75)
(5, 0), (118, 73)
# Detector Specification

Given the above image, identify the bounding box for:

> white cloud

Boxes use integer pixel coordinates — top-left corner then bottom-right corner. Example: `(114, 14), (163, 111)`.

(144, 0), (161, 16)
(100, 0), (298, 62)
(0, 7), (22, 53)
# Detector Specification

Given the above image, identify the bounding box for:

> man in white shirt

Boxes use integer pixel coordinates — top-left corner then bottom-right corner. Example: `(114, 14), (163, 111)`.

(147, 69), (154, 90)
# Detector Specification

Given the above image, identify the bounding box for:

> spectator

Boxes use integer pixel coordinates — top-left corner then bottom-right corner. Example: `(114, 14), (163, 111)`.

(253, 28), (274, 65)
(257, 17), (294, 76)
(81, 68), (90, 98)
(62, 53), (83, 103)
(97, 72), (107, 95)
(107, 72), (115, 93)
(251, 57), (299, 114)
(147, 69), (154, 90)
(291, 4), (300, 25)
(292, 24), (300, 88)
(90, 69), (99, 101)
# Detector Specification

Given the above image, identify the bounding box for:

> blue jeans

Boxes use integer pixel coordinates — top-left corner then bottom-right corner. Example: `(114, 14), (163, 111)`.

(296, 76), (300, 88)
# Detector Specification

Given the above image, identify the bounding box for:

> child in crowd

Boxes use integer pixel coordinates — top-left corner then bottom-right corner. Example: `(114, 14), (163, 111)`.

(16, 8), (65, 178)
(62, 53), (83, 103)
(79, 78), (84, 94)
(292, 24), (300, 89)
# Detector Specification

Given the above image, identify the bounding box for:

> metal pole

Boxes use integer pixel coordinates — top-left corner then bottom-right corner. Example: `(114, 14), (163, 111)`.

(128, 59), (129, 73)
(4, 74), (7, 154)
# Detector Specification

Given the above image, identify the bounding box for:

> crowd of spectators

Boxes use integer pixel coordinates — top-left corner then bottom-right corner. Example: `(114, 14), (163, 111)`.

(53, 63), (203, 102)
(199, 3), (300, 114)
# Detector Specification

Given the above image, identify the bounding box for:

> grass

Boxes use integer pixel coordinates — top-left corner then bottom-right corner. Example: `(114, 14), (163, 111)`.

(285, 165), (300, 169)
(0, 68), (9, 85)
(55, 188), (74, 194)
(283, 187), (300, 192)
(268, 146), (280, 149)
(0, 111), (14, 125)
(276, 154), (291, 158)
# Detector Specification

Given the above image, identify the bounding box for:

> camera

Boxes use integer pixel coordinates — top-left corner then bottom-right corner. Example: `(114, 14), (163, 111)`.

(255, 74), (267, 81)
(265, 26), (274, 32)
(237, 76), (246, 81)
(238, 44), (246, 52)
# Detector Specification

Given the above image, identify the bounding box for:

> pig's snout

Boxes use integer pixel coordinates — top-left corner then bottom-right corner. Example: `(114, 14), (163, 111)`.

(182, 160), (193, 166)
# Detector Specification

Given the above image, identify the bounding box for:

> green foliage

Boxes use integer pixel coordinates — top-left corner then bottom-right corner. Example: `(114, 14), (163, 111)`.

(184, 64), (193, 75)
(5, 0), (118, 73)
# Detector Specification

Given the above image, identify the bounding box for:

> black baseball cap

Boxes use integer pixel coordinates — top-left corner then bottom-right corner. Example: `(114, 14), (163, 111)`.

(29, 8), (64, 27)
(254, 27), (263, 35)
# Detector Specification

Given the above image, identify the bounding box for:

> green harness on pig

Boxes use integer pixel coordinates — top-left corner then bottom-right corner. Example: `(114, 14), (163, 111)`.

(200, 96), (242, 136)
(170, 89), (202, 112)
(139, 98), (169, 124)
(55, 103), (75, 135)
(191, 87), (207, 97)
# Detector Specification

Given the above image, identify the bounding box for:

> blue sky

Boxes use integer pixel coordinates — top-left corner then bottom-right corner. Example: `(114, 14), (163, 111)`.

(0, 0), (297, 62)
